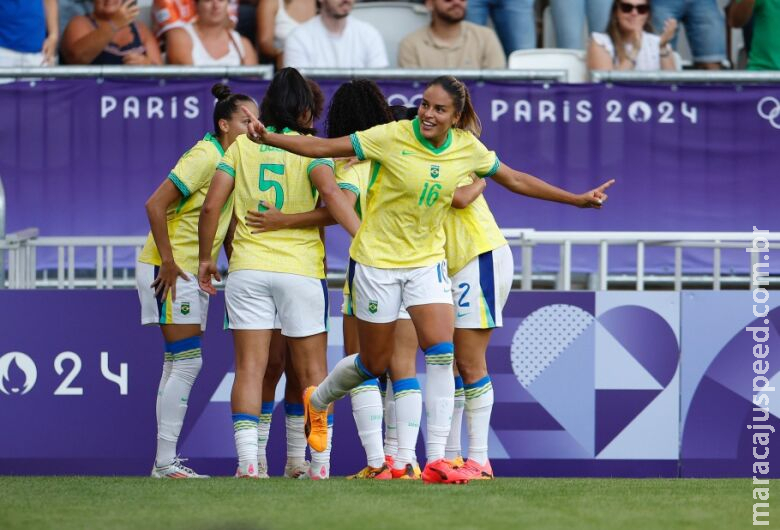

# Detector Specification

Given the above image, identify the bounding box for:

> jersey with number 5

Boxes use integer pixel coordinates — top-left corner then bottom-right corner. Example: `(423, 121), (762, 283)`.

(349, 118), (499, 269)
(217, 131), (334, 278)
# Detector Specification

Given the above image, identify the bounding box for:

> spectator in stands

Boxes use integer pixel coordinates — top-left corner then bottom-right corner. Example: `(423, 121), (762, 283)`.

(153, 0), (239, 41)
(465, 0), (535, 55)
(651, 0), (726, 69)
(60, 1), (94, 37)
(283, 0), (388, 68)
(587, 0), (678, 71)
(551, 0), (612, 49)
(0, 0), (58, 66)
(398, 0), (506, 68)
(256, 0), (316, 68)
(728, 0), (779, 71)
(167, 0), (258, 65)
(61, 0), (162, 65)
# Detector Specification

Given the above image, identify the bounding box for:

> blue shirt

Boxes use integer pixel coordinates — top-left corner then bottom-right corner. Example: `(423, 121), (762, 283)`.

(0, 1), (46, 53)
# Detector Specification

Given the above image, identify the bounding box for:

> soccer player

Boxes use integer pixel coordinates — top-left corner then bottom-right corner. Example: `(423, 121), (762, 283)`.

(198, 68), (359, 479)
(137, 83), (257, 479)
(443, 173), (511, 480)
(242, 74), (613, 484)
(256, 331), (311, 479)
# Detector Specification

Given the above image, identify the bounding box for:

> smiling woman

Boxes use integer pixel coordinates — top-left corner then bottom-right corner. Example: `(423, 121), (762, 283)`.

(241, 71), (613, 484)
(586, 0), (677, 71)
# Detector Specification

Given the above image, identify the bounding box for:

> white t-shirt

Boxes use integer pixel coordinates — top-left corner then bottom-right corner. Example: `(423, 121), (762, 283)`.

(284, 15), (389, 68)
(592, 31), (662, 71)
(181, 23), (245, 66)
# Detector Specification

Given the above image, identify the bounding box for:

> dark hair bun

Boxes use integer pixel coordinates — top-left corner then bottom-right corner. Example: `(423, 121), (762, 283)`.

(211, 83), (232, 101)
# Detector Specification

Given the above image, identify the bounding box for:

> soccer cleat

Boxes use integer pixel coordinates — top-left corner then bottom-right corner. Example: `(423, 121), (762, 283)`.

(451, 455), (465, 468)
(235, 461), (260, 479)
(347, 464), (393, 480)
(390, 463), (421, 480)
(384, 455), (395, 468)
(284, 460), (311, 479)
(255, 462), (270, 479)
(151, 458), (209, 479)
(421, 458), (470, 485)
(303, 386), (329, 453)
(459, 458), (494, 480)
(302, 463), (330, 480)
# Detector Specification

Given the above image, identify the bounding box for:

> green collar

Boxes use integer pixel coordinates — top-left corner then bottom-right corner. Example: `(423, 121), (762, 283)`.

(412, 117), (452, 154)
(266, 126), (293, 134)
(204, 132), (225, 156)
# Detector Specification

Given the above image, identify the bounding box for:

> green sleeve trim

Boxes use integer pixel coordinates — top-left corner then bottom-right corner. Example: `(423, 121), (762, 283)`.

(307, 158), (335, 176)
(338, 182), (361, 196)
(217, 162), (236, 178)
(167, 172), (191, 198)
(478, 158), (501, 179)
(350, 133), (366, 161)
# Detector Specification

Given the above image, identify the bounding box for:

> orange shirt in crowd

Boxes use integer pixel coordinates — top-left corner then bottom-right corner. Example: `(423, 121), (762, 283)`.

(152, 0), (239, 37)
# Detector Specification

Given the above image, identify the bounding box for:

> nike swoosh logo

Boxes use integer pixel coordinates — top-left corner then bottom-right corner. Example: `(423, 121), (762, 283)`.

(401, 150), (416, 155)
(456, 312), (469, 318)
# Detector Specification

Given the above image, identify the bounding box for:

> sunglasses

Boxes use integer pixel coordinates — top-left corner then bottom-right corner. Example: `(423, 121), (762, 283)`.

(618, 2), (650, 14)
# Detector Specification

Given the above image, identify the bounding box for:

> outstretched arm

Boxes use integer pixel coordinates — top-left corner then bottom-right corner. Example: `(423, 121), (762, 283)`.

(491, 163), (614, 209)
(241, 105), (355, 159)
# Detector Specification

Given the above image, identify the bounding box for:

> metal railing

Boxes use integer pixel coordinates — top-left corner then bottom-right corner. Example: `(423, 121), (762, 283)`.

(0, 65), (274, 80)
(2, 230), (777, 291)
(590, 70), (780, 84)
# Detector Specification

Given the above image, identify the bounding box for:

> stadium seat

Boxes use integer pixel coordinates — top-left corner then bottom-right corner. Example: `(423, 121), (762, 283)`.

(350, 2), (431, 68)
(507, 48), (588, 82)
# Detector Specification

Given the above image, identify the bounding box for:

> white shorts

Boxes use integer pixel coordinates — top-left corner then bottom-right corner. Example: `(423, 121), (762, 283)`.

(350, 259), (452, 324)
(451, 245), (513, 329)
(342, 291), (410, 320)
(136, 262), (209, 330)
(225, 270), (328, 338)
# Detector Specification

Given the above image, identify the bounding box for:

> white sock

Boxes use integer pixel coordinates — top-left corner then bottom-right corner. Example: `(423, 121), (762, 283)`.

(392, 378), (422, 469)
(383, 379), (398, 458)
(465, 376), (494, 466)
(155, 357), (173, 429)
(284, 402), (307, 466)
(446, 376), (465, 460)
(155, 338), (202, 467)
(310, 415), (334, 478)
(350, 379), (385, 468)
(423, 343), (455, 462)
(311, 353), (374, 410)
(233, 414), (260, 468)
(257, 401), (273, 468)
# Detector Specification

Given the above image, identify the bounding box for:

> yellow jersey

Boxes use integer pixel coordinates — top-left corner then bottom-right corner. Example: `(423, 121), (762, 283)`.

(349, 118), (499, 269)
(218, 131), (333, 279)
(443, 176), (507, 276)
(139, 133), (232, 275)
(334, 159), (371, 300)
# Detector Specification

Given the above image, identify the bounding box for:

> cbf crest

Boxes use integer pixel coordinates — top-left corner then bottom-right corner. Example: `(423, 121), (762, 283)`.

(430, 165), (440, 179)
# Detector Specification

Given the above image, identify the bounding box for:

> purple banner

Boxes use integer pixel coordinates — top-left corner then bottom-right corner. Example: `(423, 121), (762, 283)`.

(1, 289), (775, 477)
(1, 79), (778, 273)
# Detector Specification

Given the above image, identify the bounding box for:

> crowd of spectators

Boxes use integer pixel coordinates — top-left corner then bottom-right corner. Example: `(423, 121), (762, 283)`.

(0, 0), (776, 71)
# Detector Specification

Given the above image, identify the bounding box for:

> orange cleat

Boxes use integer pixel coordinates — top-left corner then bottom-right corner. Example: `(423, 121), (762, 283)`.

(421, 458), (470, 485)
(302, 386), (329, 453)
(459, 458), (494, 480)
(391, 463), (421, 480)
(347, 464), (393, 480)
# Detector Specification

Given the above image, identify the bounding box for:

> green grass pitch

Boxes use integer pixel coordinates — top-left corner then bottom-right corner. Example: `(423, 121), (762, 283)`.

(0, 477), (751, 530)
